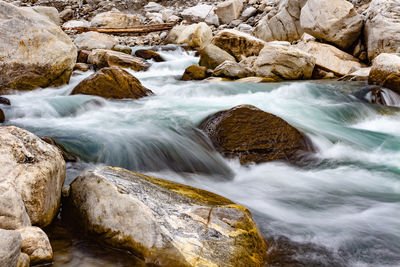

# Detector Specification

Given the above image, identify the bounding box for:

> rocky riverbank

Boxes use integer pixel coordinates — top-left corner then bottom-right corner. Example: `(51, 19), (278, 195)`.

(1, 0), (400, 266)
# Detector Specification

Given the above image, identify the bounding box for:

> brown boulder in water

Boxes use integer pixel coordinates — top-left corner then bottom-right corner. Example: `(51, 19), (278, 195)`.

(199, 105), (312, 164)
(134, 49), (165, 62)
(71, 67), (153, 99)
(181, 65), (208, 81)
(0, 109), (4, 123)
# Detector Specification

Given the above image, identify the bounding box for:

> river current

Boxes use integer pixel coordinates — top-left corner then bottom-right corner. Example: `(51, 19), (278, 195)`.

(2, 47), (400, 266)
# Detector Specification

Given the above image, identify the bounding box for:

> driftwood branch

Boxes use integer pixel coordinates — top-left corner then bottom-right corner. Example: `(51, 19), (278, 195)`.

(62, 23), (177, 34)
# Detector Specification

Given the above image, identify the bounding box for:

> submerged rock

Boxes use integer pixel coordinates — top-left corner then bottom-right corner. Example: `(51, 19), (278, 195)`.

(88, 49), (150, 71)
(0, 126), (66, 227)
(0, 109), (4, 123)
(0, 2), (77, 91)
(199, 105), (312, 164)
(199, 44), (236, 70)
(181, 65), (208, 81)
(353, 85), (389, 105)
(66, 166), (266, 267)
(0, 229), (22, 267)
(212, 29), (266, 61)
(134, 49), (165, 62)
(17, 226), (53, 265)
(71, 67), (153, 99)
(0, 96), (11, 105)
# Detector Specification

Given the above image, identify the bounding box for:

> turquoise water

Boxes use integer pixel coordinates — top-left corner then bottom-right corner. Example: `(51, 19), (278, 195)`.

(3, 47), (400, 266)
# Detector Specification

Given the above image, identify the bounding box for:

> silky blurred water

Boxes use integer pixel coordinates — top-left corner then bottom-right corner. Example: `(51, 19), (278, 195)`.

(3, 46), (400, 266)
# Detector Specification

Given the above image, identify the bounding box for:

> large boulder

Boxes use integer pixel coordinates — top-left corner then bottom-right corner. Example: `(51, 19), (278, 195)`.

(0, 2), (77, 91)
(0, 229), (22, 267)
(181, 4), (219, 26)
(17, 226), (53, 265)
(215, 0), (243, 25)
(71, 67), (153, 99)
(213, 60), (254, 79)
(90, 11), (140, 28)
(212, 29), (266, 61)
(199, 105), (312, 164)
(364, 0), (400, 60)
(254, 43), (316, 80)
(0, 180), (31, 230)
(0, 126), (66, 227)
(199, 44), (237, 70)
(300, 0), (363, 50)
(66, 166), (267, 267)
(165, 23), (213, 48)
(74, 31), (118, 51)
(87, 49), (150, 71)
(253, 0), (307, 42)
(368, 53), (400, 93)
(296, 41), (365, 76)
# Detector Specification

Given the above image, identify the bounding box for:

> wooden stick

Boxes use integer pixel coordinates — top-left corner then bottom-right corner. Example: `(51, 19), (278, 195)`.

(62, 23), (178, 34)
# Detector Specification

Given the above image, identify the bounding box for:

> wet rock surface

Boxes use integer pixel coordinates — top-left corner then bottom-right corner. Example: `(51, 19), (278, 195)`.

(71, 67), (153, 99)
(65, 166), (267, 267)
(199, 105), (313, 164)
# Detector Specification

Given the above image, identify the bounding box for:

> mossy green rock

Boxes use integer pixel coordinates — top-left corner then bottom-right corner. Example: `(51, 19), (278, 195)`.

(67, 166), (267, 267)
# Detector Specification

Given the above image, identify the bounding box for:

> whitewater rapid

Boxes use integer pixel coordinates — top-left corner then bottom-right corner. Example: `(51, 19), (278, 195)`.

(2, 47), (400, 266)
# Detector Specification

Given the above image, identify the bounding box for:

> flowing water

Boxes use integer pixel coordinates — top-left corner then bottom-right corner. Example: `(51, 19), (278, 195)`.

(2, 47), (400, 267)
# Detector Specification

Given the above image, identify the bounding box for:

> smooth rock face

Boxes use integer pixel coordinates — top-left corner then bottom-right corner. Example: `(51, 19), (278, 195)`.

(213, 60), (254, 79)
(300, 0), (363, 50)
(181, 4), (219, 26)
(166, 23), (213, 48)
(67, 166), (266, 267)
(212, 29), (266, 61)
(296, 41), (365, 76)
(383, 73), (400, 94)
(181, 65), (208, 81)
(254, 0), (307, 42)
(71, 67), (153, 99)
(364, 0), (400, 60)
(0, 2), (77, 91)
(0, 180), (31, 230)
(0, 126), (66, 227)
(88, 49), (150, 71)
(74, 32), (118, 51)
(215, 0), (243, 24)
(199, 105), (312, 164)
(254, 43), (315, 80)
(199, 44), (237, 70)
(368, 53), (400, 92)
(90, 11), (140, 27)
(17, 226), (53, 265)
(0, 229), (22, 267)
(28, 6), (60, 25)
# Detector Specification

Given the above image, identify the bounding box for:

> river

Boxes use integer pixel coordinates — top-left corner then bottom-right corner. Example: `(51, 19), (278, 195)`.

(2, 46), (400, 267)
